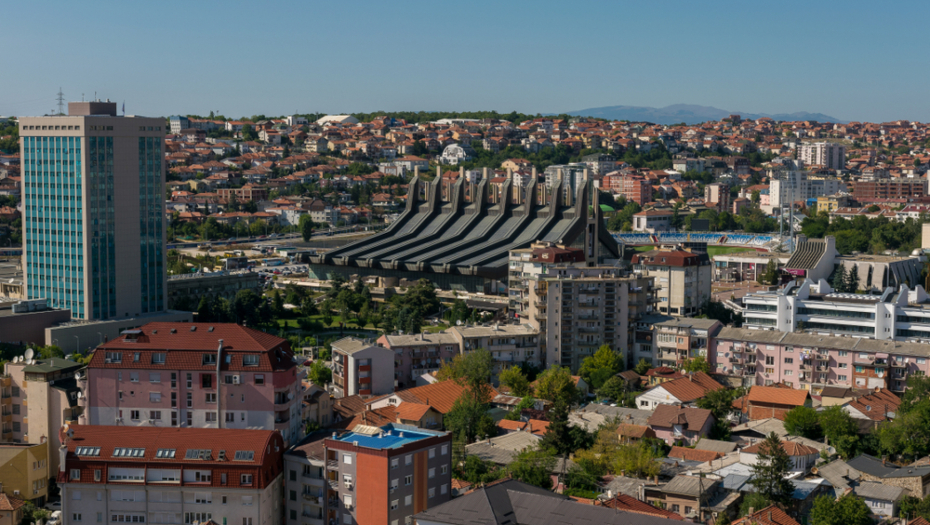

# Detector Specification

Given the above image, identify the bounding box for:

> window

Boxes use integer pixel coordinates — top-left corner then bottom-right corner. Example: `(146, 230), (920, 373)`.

(441, 484), (448, 495)
(194, 493), (211, 504)
(429, 448), (436, 458)
(343, 454), (353, 465)
(784, 358), (793, 364)
(186, 374), (192, 389)
(243, 355), (259, 366)
(289, 490), (296, 501)
(130, 411), (140, 421)
(242, 519), (252, 525)
(155, 449), (175, 459)
(428, 468), (435, 479)
(205, 412), (217, 422)
(441, 445), (448, 455)
(838, 375), (848, 381)
(428, 488), (435, 498)
(150, 392), (161, 403)
(839, 351), (849, 357)
(405, 454), (412, 465)
(685, 506), (692, 515)
(241, 474), (253, 485)
(241, 496), (253, 506)
(404, 475), (412, 486)
(73, 514), (82, 522)
(441, 465), (448, 475)
(342, 517), (350, 525)
(289, 511), (296, 521)
(202, 375), (212, 388)
(97, 514), (102, 523)
(202, 354), (216, 365)
(390, 500), (399, 511)
(130, 372), (140, 382)
(152, 353), (166, 364)
(225, 413), (234, 423)
(344, 495), (353, 508)
(765, 356), (774, 365)
(149, 373), (161, 383)
(254, 374), (264, 385)
(671, 504), (680, 513)
(149, 411), (161, 420)
(72, 491), (82, 500)
(405, 495), (412, 506)
(391, 458), (399, 469)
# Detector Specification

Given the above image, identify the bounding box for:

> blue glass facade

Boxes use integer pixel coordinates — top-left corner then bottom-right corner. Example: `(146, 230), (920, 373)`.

(139, 137), (164, 313)
(22, 136), (85, 317)
(88, 136), (117, 319)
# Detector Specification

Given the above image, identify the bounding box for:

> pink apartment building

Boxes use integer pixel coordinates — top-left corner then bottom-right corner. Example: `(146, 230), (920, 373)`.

(711, 327), (928, 394)
(77, 323), (303, 446)
(376, 332), (459, 389)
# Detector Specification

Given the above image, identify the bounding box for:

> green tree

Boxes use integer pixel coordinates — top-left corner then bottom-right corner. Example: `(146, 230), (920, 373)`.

(831, 264), (848, 292)
(818, 406), (859, 458)
(539, 400), (572, 455)
(299, 214), (315, 242)
(681, 355), (711, 373)
(845, 265), (860, 293)
(436, 348), (493, 402)
(748, 432), (795, 506)
(308, 360), (332, 385)
(696, 387), (741, 440)
(810, 493), (872, 525)
(738, 492), (771, 518)
(578, 345), (623, 391)
(596, 376), (628, 403)
(612, 441), (662, 479)
(633, 358), (651, 376)
(504, 396), (537, 421)
(38, 345), (64, 359)
(19, 501), (49, 525)
(456, 455), (502, 485)
(498, 365), (530, 397)
(507, 446), (556, 489)
(900, 493), (930, 523)
(783, 406), (821, 439)
(533, 366), (579, 405)
(444, 393), (496, 443)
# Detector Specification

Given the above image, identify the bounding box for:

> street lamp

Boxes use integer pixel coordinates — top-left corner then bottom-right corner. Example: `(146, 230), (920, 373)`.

(74, 335), (80, 355)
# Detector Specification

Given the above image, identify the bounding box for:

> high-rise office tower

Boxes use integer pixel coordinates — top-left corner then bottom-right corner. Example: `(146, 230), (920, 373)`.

(19, 101), (166, 320)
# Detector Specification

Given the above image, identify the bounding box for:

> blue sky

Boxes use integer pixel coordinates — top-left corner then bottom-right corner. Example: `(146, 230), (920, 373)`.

(2, 0), (928, 122)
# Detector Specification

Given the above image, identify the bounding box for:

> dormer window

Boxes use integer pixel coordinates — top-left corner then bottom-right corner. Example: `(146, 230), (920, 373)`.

(243, 355), (259, 367)
(203, 354), (217, 365)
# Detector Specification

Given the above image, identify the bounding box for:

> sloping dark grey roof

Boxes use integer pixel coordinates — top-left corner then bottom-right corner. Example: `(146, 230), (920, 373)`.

(661, 475), (716, 498)
(816, 459), (859, 491)
(411, 479), (566, 525)
(881, 465), (930, 479)
(509, 491), (686, 525)
(854, 481), (909, 501)
(846, 454), (899, 478)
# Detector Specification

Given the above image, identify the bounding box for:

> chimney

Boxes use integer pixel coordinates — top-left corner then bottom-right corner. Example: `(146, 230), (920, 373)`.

(748, 507), (755, 516)
(59, 445), (67, 473)
(768, 511), (772, 522)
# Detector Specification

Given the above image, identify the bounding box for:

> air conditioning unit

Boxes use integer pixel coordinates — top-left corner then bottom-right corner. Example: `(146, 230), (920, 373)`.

(344, 481), (353, 489)
(115, 417), (123, 423)
(232, 375), (241, 385)
(148, 419), (155, 424)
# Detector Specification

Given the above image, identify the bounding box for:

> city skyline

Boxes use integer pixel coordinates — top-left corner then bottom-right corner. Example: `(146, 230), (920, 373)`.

(3, 0), (930, 122)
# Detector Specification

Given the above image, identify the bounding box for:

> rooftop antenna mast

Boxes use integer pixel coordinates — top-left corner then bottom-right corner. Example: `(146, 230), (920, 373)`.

(56, 88), (65, 116)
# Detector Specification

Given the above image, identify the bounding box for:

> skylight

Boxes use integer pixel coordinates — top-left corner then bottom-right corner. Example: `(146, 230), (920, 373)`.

(75, 446), (101, 457)
(185, 449), (212, 460)
(113, 448), (145, 458)
(155, 449), (176, 459)
(233, 450), (255, 461)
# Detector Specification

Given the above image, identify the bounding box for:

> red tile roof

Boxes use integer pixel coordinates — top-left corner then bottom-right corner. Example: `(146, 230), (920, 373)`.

(668, 446), (722, 463)
(528, 419), (549, 436)
(89, 323), (293, 373)
(742, 440), (818, 457)
(393, 402), (433, 421)
(0, 494), (25, 512)
(648, 404), (713, 433)
(393, 380), (497, 415)
(60, 425), (283, 488)
(617, 424), (655, 439)
(731, 504), (800, 525)
(655, 372), (724, 402)
(497, 419), (527, 432)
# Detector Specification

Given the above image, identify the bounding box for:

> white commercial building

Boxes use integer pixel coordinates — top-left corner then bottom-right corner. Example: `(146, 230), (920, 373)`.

(798, 142), (847, 170)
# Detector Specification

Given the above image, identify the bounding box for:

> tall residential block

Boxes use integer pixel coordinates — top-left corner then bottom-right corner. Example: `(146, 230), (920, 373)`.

(631, 248), (711, 317)
(798, 142), (846, 170)
(78, 323), (302, 446)
(58, 425), (284, 525)
(285, 425), (451, 525)
(19, 101), (166, 320)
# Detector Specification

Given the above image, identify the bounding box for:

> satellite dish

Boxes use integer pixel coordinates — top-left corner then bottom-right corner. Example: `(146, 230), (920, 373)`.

(24, 348), (34, 361)
(287, 392), (294, 400)
(77, 391), (83, 399)
(75, 372), (82, 381)
(456, 320), (462, 326)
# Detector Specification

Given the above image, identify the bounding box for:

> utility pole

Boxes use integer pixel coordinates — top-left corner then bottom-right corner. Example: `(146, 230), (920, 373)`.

(56, 88), (65, 115)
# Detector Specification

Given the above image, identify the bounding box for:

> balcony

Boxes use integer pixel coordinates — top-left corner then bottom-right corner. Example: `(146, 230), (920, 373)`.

(303, 493), (322, 505)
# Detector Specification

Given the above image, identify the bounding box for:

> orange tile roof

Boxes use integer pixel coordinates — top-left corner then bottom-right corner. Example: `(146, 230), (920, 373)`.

(394, 380), (497, 415)
(648, 405), (713, 433)
(393, 402), (432, 421)
(657, 372), (724, 402)
(528, 419), (549, 436)
(617, 423), (654, 439)
(668, 446), (722, 463)
(497, 419), (527, 432)
(0, 494), (25, 512)
(747, 385), (810, 407)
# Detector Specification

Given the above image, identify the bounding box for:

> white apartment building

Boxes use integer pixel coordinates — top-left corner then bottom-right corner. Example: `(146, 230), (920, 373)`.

(798, 142), (846, 170)
(58, 426), (283, 525)
(330, 337), (395, 398)
(742, 279), (930, 342)
(765, 170), (844, 214)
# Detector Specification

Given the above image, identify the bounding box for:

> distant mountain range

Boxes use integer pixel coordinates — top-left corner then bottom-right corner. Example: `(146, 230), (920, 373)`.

(564, 103), (846, 125)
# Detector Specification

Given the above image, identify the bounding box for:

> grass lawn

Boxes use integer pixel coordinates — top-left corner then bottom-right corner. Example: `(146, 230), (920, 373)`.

(632, 245), (655, 252)
(706, 246), (756, 257)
